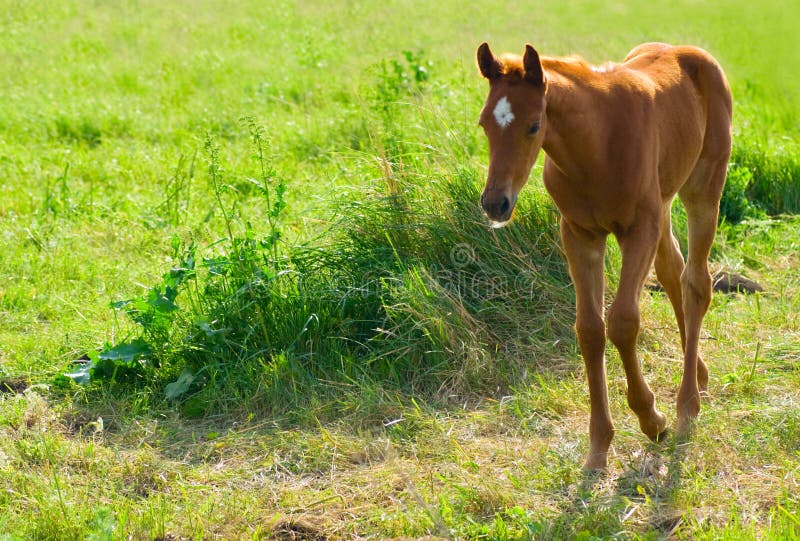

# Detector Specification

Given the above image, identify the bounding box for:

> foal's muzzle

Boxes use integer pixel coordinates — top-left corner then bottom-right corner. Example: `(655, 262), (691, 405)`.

(481, 190), (515, 224)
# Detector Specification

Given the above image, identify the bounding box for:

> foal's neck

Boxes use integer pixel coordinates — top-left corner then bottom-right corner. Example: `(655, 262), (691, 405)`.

(540, 59), (603, 180)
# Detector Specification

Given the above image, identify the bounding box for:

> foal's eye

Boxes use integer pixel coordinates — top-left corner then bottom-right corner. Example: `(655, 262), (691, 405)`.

(528, 121), (541, 135)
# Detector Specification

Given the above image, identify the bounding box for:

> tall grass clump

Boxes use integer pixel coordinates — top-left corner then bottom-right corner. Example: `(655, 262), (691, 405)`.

(76, 120), (573, 419)
(726, 138), (800, 220)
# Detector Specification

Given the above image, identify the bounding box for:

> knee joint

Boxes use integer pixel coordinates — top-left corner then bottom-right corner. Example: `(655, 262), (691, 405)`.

(681, 265), (712, 308)
(575, 316), (605, 349)
(606, 306), (640, 347)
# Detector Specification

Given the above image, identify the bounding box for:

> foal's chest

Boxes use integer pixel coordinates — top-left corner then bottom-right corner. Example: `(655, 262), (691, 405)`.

(542, 158), (646, 234)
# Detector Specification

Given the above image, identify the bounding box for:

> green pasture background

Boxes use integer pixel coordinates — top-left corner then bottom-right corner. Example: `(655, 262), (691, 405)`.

(1, 0), (798, 375)
(0, 1), (799, 539)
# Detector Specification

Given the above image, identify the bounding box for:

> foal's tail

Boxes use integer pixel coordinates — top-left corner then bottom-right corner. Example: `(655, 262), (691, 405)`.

(677, 46), (733, 126)
(677, 46), (733, 207)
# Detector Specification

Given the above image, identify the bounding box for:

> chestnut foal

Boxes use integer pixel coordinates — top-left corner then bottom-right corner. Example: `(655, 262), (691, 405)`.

(477, 42), (732, 470)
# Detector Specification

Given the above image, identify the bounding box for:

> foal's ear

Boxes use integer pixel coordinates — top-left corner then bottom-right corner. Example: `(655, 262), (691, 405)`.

(477, 42), (502, 80)
(523, 44), (545, 87)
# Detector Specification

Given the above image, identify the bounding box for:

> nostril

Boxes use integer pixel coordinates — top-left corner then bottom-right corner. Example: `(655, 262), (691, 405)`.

(500, 197), (510, 215)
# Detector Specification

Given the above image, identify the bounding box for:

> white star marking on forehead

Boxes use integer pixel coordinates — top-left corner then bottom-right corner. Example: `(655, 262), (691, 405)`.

(493, 96), (515, 128)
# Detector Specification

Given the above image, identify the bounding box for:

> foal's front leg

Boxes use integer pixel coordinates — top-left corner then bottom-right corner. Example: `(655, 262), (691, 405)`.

(608, 222), (668, 441)
(561, 219), (613, 471)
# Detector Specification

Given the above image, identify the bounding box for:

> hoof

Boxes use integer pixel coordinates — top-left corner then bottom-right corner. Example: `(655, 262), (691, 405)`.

(640, 409), (668, 441)
(649, 427), (670, 443)
(675, 416), (695, 439)
(677, 387), (701, 431)
(581, 452), (609, 473)
(581, 463), (608, 474)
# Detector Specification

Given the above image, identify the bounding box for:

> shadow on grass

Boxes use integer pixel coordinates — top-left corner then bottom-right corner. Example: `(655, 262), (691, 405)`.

(523, 434), (696, 539)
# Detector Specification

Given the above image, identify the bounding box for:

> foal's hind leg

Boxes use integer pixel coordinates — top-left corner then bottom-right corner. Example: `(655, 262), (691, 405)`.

(653, 204), (709, 392)
(607, 216), (668, 442)
(676, 158), (728, 434)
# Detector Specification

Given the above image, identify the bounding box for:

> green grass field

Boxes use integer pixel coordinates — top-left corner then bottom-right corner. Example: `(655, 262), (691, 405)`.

(1, 1), (799, 539)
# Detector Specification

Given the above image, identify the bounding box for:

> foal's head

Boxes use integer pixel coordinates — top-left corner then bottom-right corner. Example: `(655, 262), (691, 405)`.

(477, 43), (547, 227)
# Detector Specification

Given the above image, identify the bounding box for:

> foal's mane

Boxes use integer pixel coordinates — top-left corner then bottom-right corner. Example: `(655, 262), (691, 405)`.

(496, 54), (526, 78)
(543, 56), (599, 77)
(497, 53), (606, 81)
